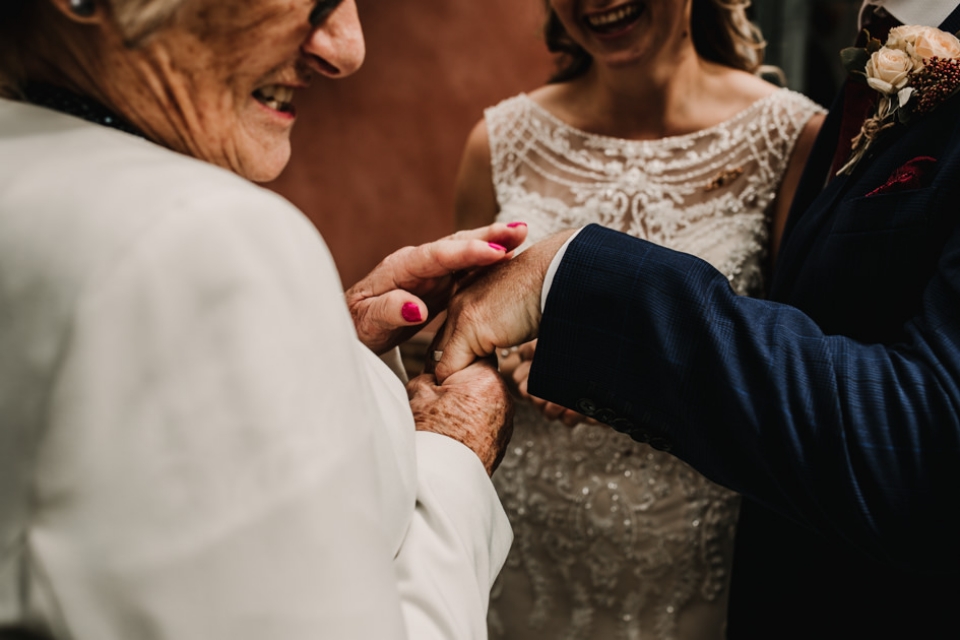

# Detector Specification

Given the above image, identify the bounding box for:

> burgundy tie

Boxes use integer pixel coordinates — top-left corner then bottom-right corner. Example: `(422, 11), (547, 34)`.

(827, 9), (903, 179)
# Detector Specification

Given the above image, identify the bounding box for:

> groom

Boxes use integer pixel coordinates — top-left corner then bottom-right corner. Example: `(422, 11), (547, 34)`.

(436, 0), (960, 636)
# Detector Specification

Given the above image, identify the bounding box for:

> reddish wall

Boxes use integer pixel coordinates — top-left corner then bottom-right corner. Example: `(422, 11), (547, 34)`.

(268, 0), (554, 287)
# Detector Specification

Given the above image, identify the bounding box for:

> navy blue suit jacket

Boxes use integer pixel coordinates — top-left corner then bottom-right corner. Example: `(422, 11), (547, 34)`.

(529, 13), (960, 637)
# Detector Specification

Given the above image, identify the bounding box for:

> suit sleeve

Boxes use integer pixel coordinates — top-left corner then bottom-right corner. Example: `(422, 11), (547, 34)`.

(30, 187), (504, 639)
(528, 223), (960, 572)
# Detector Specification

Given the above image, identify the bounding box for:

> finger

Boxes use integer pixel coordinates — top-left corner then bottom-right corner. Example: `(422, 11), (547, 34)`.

(497, 350), (521, 377)
(448, 221), (528, 253)
(385, 240), (511, 292)
(542, 402), (567, 421)
(432, 316), (487, 383)
(443, 354), (501, 388)
(517, 339), (537, 361)
(353, 290), (426, 344)
(560, 410), (584, 428)
(347, 240), (504, 307)
(406, 372), (439, 400)
(512, 361), (532, 396)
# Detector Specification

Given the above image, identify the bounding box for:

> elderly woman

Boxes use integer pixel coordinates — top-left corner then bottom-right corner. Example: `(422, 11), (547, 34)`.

(0, 0), (524, 638)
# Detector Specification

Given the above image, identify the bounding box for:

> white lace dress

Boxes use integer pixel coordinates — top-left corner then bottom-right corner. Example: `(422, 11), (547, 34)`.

(485, 89), (824, 640)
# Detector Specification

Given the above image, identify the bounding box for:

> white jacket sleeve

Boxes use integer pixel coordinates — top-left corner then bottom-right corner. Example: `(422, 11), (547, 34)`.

(394, 433), (513, 640)
(26, 186), (506, 640)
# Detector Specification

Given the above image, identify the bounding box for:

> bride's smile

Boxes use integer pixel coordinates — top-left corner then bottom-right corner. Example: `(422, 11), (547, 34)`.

(582, 1), (646, 38)
(549, 0), (691, 69)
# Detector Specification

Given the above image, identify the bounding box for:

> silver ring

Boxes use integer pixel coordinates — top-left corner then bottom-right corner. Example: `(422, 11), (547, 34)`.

(432, 350), (443, 362)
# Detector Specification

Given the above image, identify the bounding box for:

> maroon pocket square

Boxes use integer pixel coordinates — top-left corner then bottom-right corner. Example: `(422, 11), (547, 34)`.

(865, 156), (938, 197)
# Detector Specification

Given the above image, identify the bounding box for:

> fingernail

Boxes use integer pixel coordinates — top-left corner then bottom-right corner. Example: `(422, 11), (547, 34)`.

(401, 303), (422, 323)
(507, 221), (527, 228)
(489, 243), (506, 251)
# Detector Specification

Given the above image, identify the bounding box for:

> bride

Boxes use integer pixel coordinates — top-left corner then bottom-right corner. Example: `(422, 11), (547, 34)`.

(454, 0), (823, 637)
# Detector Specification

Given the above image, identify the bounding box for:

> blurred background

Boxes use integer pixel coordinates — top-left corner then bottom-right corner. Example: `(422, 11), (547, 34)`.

(267, 0), (864, 289)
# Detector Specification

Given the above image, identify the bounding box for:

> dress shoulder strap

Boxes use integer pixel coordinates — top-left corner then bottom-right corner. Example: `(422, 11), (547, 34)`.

(483, 94), (540, 207)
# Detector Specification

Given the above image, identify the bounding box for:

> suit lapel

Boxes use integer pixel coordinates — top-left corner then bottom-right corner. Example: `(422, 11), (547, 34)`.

(771, 2), (960, 302)
(770, 89), (850, 300)
(940, 4), (960, 33)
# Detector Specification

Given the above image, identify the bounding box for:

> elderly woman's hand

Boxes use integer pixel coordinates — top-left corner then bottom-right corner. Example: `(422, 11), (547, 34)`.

(346, 222), (527, 354)
(407, 358), (513, 476)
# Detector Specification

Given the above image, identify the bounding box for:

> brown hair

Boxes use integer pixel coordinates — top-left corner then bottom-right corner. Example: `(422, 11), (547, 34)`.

(544, 0), (765, 83)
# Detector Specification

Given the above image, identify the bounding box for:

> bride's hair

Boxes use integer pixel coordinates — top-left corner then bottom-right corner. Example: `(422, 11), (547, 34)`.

(543, 0), (766, 83)
(0, 0), (186, 97)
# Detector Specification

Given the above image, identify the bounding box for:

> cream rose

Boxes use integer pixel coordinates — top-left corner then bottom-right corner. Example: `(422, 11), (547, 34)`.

(914, 26), (960, 61)
(886, 25), (926, 59)
(865, 47), (914, 94)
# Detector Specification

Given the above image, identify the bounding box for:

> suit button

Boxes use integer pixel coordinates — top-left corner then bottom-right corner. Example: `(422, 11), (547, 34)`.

(576, 399), (597, 416)
(649, 436), (672, 452)
(595, 408), (617, 423)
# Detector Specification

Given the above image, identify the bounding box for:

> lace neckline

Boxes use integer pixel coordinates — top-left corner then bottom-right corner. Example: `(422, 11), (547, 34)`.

(518, 87), (790, 147)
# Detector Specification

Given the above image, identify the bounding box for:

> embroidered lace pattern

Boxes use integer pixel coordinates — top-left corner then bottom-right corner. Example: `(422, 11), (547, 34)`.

(486, 89), (824, 640)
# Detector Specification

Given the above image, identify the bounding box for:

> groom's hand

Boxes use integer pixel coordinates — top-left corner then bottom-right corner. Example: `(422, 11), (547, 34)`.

(432, 229), (575, 382)
(346, 222), (528, 355)
(407, 358), (513, 475)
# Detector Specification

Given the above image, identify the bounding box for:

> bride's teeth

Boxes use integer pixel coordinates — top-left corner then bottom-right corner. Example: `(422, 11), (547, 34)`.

(587, 4), (638, 28)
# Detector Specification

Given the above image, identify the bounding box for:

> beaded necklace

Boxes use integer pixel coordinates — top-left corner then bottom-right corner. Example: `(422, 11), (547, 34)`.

(23, 83), (147, 139)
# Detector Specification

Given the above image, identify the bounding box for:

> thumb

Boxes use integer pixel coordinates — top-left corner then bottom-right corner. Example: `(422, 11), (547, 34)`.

(432, 318), (488, 383)
(406, 372), (438, 398)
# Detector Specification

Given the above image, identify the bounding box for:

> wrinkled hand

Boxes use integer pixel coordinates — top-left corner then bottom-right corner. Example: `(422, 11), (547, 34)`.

(501, 340), (595, 428)
(347, 222), (528, 354)
(407, 358), (514, 475)
(433, 229), (575, 382)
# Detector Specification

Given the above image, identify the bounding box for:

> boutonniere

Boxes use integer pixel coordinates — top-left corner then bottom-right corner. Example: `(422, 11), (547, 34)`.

(837, 25), (960, 176)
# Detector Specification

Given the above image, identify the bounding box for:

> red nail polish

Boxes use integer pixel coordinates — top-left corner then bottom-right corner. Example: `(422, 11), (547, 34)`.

(401, 303), (422, 323)
(489, 243), (506, 251)
(507, 222), (527, 228)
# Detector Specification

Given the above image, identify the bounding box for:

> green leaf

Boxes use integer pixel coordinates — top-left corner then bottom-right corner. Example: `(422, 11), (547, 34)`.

(840, 47), (870, 74)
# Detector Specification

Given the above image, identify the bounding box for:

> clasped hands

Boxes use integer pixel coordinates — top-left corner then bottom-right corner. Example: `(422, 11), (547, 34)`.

(346, 226), (576, 473)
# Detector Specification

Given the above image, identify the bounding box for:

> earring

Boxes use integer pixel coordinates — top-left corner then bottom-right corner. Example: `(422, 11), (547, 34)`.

(69, 0), (95, 17)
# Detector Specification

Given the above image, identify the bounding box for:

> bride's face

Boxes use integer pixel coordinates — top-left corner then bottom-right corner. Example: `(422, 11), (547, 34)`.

(548, 0), (694, 69)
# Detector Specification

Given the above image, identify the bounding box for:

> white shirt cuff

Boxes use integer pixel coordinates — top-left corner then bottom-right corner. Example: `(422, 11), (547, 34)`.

(541, 228), (584, 313)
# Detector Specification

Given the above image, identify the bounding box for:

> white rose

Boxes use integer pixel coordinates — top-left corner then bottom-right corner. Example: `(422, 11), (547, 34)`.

(865, 47), (914, 94)
(886, 25), (926, 59)
(914, 26), (960, 61)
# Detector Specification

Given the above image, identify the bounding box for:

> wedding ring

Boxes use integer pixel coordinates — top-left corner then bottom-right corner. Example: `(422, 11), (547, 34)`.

(432, 350), (443, 362)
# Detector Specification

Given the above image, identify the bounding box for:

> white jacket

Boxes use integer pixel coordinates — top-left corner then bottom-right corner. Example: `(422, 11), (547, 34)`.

(0, 98), (511, 639)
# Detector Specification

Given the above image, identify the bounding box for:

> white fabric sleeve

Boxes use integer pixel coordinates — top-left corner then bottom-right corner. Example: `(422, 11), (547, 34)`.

(379, 346), (409, 383)
(394, 433), (513, 640)
(28, 189), (451, 640)
(541, 228), (584, 312)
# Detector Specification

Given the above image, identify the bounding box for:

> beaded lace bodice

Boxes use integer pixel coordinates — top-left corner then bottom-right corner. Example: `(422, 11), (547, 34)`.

(486, 89), (823, 640)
